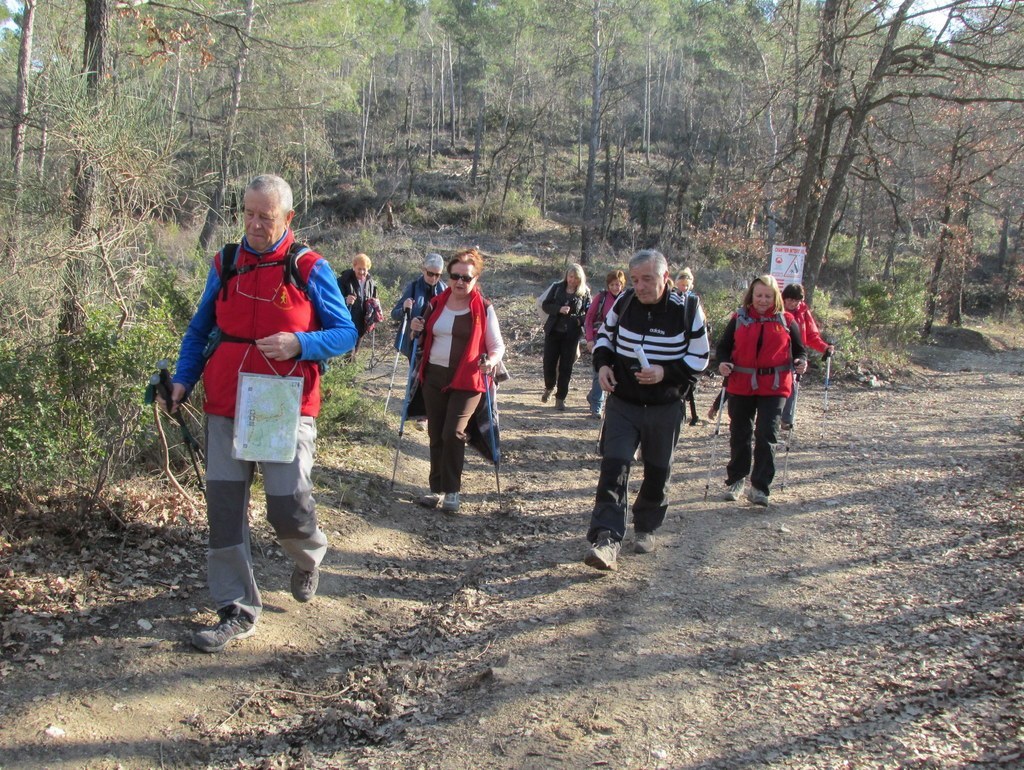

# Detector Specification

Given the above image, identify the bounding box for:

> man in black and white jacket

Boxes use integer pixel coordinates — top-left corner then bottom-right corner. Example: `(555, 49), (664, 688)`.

(584, 249), (710, 571)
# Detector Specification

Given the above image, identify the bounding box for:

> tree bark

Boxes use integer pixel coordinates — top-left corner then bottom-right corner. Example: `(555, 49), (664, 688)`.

(198, 0), (256, 252)
(11, 0), (37, 181)
(580, 0), (604, 266)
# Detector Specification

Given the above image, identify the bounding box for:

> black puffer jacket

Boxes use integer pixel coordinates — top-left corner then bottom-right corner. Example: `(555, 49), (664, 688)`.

(541, 281), (591, 337)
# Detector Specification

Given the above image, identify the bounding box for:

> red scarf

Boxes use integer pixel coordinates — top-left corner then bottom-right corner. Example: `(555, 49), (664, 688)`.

(418, 287), (488, 392)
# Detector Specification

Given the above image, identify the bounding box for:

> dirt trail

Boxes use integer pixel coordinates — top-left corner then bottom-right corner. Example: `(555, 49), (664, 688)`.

(1, 301), (1021, 769)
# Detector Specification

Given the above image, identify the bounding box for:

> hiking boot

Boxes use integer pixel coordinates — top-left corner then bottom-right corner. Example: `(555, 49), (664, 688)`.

(415, 418), (428, 431)
(291, 566), (319, 602)
(441, 492), (461, 513)
(555, 398), (566, 411)
(747, 487), (770, 507)
(541, 388), (553, 403)
(780, 421), (793, 432)
(584, 531), (620, 571)
(191, 614), (255, 654)
(724, 479), (745, 501)
(418, 492), (443, 509)
(634, 531), (657, 554)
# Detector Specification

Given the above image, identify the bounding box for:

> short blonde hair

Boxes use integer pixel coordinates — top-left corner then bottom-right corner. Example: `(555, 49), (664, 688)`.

(676, 267), (693, 284)
(742, 274), (783, 314)
(606, 270), (626, 288)
(352, 253), (372, 270)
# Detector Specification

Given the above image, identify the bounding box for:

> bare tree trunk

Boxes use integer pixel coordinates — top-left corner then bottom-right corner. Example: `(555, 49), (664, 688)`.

(580, 0), (604, 266)
(198, 0), (256, 252)
(470, 91), (485, 188)
(60, 0), (109, 340)
(643, 32), (651, 163)
(923, 203), (954, 337)
(358, 64), (374, 178)
(428, 40), (436, 169)
(11, 0), (36, 181)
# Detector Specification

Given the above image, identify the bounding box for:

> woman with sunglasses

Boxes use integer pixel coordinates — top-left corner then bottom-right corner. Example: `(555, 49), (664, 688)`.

(410, 248), (505, 513)
(391, 252), (447, 360)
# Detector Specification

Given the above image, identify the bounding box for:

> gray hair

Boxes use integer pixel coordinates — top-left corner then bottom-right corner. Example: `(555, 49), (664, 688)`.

(629, 248), (669, 276)
(246, 174), (293, 215)
(423, 252), (444, 271)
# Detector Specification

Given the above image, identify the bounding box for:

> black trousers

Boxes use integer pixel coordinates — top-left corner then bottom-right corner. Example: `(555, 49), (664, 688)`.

(542, 332), (580, 400)
(725, 393), (785, 495)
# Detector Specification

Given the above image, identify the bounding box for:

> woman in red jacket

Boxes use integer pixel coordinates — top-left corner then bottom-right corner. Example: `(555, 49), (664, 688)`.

(780, 283), (834, 430)
(410, 248), (506, 514)
(716, 276), (807, 506)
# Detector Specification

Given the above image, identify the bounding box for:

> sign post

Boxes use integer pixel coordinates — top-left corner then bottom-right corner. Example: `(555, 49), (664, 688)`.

(771, 245), (806, 288)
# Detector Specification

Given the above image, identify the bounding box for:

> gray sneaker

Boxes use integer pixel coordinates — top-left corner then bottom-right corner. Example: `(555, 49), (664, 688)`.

(291, 566), (319, 602)
(747, 487), (770, 507)
(555, 398), (566, 411)
(634, 531), (657, 554)
(191, 614), (255, 654)
(541, 388), (553, 403)
(441, 492), (461, 513)
(724, 479), (745, 501)
(584, 532), (620, 571)
(418, 492), (443, 509)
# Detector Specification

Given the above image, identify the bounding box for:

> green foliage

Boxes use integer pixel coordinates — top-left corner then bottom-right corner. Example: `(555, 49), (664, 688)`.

(317, 359), (384, 440)
(476, 189), (541, 235)
(0, 305), (183, 496)
(846, 280), (925, 348)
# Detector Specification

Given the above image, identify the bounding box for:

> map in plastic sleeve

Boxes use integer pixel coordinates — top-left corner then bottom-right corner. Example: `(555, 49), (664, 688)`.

(232, 373), (303, 463)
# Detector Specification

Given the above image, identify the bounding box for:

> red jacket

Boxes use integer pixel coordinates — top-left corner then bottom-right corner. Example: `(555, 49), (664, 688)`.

(789, 301), (829, 354)
(204, 232), (325, 417)
(418, 288), (489, 393)
(724, 307), (798, 398)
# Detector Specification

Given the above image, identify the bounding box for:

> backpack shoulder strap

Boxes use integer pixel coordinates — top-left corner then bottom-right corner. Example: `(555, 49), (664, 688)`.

(682, 292), (699, 341)
(610, 288), (636, 353)
(285, 242), (313, 294)
(218, 243), (240, 301)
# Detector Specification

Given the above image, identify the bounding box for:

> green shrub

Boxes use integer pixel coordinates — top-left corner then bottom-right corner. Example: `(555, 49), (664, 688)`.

(846, 280), (925, 347)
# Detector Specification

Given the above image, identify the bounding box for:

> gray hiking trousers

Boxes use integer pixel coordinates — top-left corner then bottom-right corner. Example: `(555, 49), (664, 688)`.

(204, 414), (328, 622)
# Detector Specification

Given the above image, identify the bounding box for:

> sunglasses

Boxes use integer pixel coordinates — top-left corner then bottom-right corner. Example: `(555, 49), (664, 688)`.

(448, 272), (475, 283)
(424, 271), (442, 278)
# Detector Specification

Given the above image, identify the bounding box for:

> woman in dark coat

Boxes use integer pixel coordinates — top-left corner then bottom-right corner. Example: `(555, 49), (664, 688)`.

(540, 263), (591, 411)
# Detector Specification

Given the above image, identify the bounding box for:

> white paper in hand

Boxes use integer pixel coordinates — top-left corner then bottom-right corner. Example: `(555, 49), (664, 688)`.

(635, 346), (651, 369)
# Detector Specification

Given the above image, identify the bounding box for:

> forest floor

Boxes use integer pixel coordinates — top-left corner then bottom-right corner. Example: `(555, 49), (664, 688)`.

(1, 246), (1022, 770)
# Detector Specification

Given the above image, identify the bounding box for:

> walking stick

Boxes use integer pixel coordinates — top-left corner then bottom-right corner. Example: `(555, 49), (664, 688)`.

(390, 337), (420, 489)
(147, 360), (205, 491)
(702, 384), (728, 501)
(780, 374), (800, 492)
(482, 370), (502, 504)
(383, 310), (410, 416)
(820, 351), (833, 439)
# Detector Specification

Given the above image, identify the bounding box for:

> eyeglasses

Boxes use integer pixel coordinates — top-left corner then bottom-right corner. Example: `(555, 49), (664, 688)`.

(424, 271), (442, 278)
(448, 272), (475, 283)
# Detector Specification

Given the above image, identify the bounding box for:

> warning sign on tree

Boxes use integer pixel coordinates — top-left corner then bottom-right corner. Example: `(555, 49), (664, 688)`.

(770, 245), (805, 288)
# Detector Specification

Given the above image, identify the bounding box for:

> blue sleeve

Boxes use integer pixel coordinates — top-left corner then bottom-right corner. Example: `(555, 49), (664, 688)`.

(391, 280), (415, 321)
(172, 265), (221, 392)
(295, 258), (359, 360)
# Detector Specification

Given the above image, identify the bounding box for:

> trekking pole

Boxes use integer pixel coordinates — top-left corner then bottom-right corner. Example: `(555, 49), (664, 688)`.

(147, 360), (205, 491)
(780, 374), (800, 492)
(702, 384), (728, 501)
(383, 309), (410, 416)
(482, 369), (502, 504)
(390, 337), (420, 489)
(820, 350), (833, 439)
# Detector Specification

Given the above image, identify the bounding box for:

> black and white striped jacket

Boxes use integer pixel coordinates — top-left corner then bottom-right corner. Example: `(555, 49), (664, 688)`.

(593, 287), (710, 406)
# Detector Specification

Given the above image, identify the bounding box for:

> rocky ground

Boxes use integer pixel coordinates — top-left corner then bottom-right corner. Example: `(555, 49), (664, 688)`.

(1, 265), (1021, 770)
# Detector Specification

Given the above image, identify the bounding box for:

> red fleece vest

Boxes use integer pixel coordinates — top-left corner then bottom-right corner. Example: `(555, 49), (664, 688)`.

(203, 232), (324, 418)
(726, 307), (795, 398)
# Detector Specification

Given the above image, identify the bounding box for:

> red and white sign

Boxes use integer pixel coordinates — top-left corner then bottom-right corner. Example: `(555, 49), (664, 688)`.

(770, 245), (805, 288)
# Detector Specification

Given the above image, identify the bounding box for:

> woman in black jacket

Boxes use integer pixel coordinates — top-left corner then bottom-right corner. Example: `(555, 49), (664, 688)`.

(540, 263), (591, 410)
(338, 252), (378, 353)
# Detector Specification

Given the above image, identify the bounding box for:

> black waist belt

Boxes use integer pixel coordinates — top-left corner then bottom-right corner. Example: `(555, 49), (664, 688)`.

(221, 333), (257, 344)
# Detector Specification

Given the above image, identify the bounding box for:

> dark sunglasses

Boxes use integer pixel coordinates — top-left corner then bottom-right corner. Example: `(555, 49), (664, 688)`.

(424, 271), (442, 278)
(448, 272), (475, 283)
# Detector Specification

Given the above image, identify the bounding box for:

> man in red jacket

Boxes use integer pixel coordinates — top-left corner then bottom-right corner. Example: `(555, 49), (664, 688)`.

(162, 175), (358, 653)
